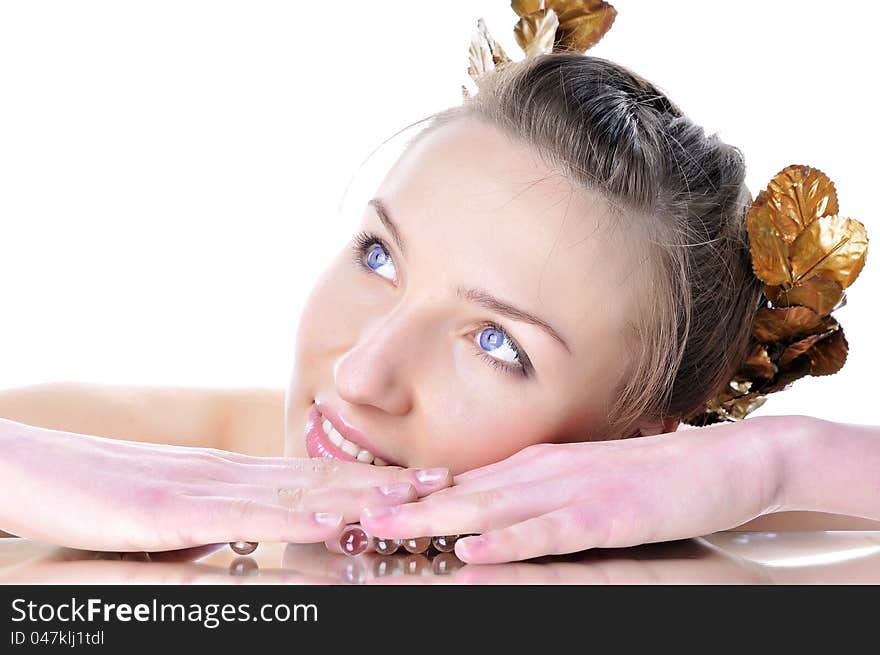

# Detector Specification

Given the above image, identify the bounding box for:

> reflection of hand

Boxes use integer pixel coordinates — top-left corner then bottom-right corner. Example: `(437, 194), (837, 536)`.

(0, 418), (451, 552)
(285, 539), (775, 585)
(283, 542), (467, 584)
(448, 540), (777, 585)
(701, 531), (880, 583)
(0, 544), (336, 584)
(7, 534), (879, 584)
(360, 416), (800, 564)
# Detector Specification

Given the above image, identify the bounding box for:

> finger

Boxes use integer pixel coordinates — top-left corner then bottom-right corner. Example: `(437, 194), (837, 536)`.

(448, 446), (549, 485)
(212, 481), (418, 524)
(215, 459), (452, 496)
(454, 503), (611, 564)
(179, 495), (345, 545)
(148, 544), (227, 562)
(452, 438), (652, 486)
(360, 479), (564, 539)
(323, 535), (345, 555)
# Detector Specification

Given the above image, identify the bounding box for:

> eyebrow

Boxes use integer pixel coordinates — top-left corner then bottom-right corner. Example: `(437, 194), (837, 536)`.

(368, 197), (572, 354)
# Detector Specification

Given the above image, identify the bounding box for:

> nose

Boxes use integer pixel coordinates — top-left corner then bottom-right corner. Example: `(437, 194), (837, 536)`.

(333, 304), (428, 415)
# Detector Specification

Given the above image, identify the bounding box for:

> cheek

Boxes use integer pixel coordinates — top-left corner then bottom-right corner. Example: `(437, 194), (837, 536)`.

(293, 255), (375, 360)
(423, 407), (550, 474)
(418, 354), (554, 473)
(286, 256), (368, 437)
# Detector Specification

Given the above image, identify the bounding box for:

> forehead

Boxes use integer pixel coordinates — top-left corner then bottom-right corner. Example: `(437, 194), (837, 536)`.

(372, 116), (644, 351)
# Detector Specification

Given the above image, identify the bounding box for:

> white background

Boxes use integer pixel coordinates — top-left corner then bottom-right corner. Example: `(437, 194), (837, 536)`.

(1, 1), (876, 425)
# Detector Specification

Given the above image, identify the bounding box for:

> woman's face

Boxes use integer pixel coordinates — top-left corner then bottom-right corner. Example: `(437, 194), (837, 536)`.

(285, 116), (646, 474)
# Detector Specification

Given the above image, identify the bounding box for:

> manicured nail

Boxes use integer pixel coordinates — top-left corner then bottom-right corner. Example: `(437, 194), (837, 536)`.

(458, 535), (486, 555)
(362, 505), (399, 520)
(313, 512), (343, 526)
(379, 482), (413, 499)
(339, 525), (369, 557)
(415, 467), (449, 485)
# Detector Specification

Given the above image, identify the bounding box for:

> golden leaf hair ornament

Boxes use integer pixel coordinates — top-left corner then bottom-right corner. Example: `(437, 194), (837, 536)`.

(463, 0), (617, 97)
(687, 165), (869, 425)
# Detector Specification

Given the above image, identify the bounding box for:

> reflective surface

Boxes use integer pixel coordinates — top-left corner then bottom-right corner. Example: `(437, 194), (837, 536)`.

(3, 531), (880, 584)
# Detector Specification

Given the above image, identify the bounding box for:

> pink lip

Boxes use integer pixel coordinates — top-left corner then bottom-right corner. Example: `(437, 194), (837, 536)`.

(304, 403), (359, 462)
(304, 400), (399, 465)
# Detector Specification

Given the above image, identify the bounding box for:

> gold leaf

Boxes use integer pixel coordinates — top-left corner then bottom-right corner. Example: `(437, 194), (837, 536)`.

(778, 331), (833, 368)
(547, 0), (617, 52)
(712, 379), (751, 405)
(704, 159), (867, 422)
(764, 275), (844, 316)
(762, 355), (812, 394)
(762, 165), (839, 243)
(721, 393), (767, 420)
(789, 214), (869, 290)
(747, 190), (791, 286)
(702, 391), (766, 423)
(752, 306), (825, 343)
(468, 18), (512, 83)
(514, 8), (560, 57)
(512, 0), (543, 16)
(808, 327), (848, 376)
(739, 344), (775, 381)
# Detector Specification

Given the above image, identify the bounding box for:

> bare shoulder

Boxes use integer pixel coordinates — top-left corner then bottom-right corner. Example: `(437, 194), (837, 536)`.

(0, 381), (228, 449)
(0, 381), (284, 455)
(220, 387), (286, 457)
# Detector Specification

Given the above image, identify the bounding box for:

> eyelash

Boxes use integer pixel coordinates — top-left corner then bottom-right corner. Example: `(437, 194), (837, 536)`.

(350, 230), (529, 378)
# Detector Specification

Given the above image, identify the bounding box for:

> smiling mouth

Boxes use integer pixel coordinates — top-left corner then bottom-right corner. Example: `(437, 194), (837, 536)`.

(304, 402), (392, 466)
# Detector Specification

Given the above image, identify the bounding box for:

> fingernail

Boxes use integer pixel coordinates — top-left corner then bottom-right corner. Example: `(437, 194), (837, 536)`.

(415, 467), (449, 485)
(379, 482), (413, 499)
(362, 505), (399, 520)
(459, 535), (486, 554)
(339, 525), (369, 557)
(313, 512), (343, 526)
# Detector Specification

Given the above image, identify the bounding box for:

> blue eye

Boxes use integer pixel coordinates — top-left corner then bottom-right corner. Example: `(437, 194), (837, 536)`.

(351, 232), (397, 282)
(475, 324), (526, 376)
(350, 230), (530, 378)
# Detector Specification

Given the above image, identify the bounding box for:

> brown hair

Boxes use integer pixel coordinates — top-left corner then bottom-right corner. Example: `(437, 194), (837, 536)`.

(405, 53), (764, 436)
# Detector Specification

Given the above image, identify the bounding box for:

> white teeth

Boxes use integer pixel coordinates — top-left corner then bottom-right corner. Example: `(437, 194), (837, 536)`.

(317, 407), (384, 465)
(327, 427), (345, 447)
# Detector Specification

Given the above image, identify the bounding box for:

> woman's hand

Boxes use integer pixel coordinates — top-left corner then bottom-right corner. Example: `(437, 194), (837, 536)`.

(359, 415), (806, 564)
(0, 418), (451, 552)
